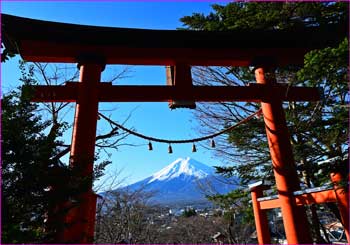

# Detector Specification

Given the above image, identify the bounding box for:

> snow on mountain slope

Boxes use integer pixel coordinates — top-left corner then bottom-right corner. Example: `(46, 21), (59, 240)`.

(118, 157), (239, 206)
(148, 157), (214, 183)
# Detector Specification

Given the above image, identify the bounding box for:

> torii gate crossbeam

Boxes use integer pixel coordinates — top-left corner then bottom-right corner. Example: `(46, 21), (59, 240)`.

(31, 83), (320, 103)
(2, 14), (348, 244)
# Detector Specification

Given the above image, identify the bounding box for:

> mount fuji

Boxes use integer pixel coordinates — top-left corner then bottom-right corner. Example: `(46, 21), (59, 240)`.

(120, 157), (239, 206)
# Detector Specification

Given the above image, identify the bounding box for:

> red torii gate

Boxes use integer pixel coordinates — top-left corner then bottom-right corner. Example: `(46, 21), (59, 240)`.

(249, 169), (349, 244)
(2, 14), (347, 244)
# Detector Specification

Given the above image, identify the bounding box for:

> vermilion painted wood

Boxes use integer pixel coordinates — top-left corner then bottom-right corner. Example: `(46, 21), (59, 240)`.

(330, 172), (349, 242)
(259, 189), (338, 210)
(18, 40), (308, 66)
(58, 64), (103, 243)
(2, 14), (347, 66)
(3, 13), (346, 244)
(259, 198), (281, 210)
(255, 67), (312, 244)
(295, 189), (338, 206)
(250, 187), (271, 244)
(29, 83), (320, 102)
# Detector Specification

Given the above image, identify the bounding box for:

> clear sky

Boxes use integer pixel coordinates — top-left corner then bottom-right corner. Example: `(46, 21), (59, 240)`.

(1, 1), (229, 190)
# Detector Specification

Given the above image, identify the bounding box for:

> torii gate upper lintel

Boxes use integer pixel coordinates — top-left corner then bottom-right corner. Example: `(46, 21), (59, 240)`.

(2, 14), (348, 244)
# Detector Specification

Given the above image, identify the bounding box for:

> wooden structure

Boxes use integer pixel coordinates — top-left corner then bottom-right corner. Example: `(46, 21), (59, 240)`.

(249, 171), (349, 244)
(2, 14), (348, 244)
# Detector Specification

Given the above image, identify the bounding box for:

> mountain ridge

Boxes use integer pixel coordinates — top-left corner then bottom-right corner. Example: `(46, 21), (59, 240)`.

(147, 157), (214, 184)
(117, 157), (239, 206)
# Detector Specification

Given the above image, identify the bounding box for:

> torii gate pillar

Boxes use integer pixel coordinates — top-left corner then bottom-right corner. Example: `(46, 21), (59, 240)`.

(58, 61), (104, 243)
(254, 63), (312, 244)
(250, 184), (271, 244)
(330, 171), (350, 242)
(4, 14), (345, 244)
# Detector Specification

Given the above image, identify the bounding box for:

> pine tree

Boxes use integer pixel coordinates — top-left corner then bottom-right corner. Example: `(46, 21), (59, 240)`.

(181, 2), (348, 183)
(1, 61), (113, 243)
(1, 62), (63, 243)
(180, 2), (348, 243)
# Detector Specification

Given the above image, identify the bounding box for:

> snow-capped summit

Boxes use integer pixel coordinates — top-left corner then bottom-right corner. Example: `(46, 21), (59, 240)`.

(148, 157), (214, 183)
(117, 157), (239, 206)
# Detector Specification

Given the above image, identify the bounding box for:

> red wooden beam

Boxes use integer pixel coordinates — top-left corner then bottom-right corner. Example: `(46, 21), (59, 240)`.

(295, 189), (337, 206)
(259, 198), (280, 210)
(18, 41), (308, 66)
(2, 14), (347, 66)
(259, 189), (337, 210)
(26, 82), (78, 102)
(28, 83), (320, 103)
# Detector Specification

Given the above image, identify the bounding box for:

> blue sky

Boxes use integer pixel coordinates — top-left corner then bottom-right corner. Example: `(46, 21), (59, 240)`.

(1, 1), (229, 190)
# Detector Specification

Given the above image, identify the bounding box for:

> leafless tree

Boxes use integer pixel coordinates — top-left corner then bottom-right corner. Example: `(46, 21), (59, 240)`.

(94, 186), (160, 244)
(191, 66), (268, 168)
(30, 62), (134, 162)
(153, 215), (224, 244)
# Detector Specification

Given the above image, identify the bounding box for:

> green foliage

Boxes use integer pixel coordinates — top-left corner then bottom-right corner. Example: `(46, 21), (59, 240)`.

(290, 37), (348, 186)
(2, 61), (112, 243)
(207, 189), (254, 243)
(181, 3), (348, 241)
(207, 189), (246, 208)
(182, 1), (348, 184)
(1, 62), (62, 243)
(180, 2), (348, 31)
(207, 189), (254, 224)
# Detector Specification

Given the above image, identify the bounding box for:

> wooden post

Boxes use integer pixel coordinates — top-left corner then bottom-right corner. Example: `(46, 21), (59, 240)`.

(254, 64), (312, 244)
(330, 171), (349, 242)
(250, 184), (271, 244)
(58, 62), (104, 243)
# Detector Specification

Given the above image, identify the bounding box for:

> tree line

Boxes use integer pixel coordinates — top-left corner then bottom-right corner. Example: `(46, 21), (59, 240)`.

(2, 2), (348, 243)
